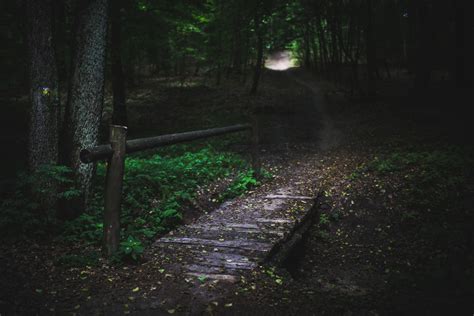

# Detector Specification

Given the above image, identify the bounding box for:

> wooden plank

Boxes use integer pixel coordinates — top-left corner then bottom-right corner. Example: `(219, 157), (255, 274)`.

(157, 237), (272, 252)
(226, 223), (259, 229)
(183, 224), (285, 238)
(256, 218), (292, 224)
(186, 272), (239, 283)
(264, 194), (315, 200)
(193, 258), (257, 270)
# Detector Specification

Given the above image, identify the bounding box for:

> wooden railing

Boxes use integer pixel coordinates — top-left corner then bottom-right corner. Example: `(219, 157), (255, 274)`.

(80, 124), (258, 256)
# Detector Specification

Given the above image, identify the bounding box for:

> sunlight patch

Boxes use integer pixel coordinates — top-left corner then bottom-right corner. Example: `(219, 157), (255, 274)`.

(265, 51), (297, 71)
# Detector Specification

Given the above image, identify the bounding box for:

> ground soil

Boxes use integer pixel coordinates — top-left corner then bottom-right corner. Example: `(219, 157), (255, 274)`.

(0, 69), (472, 315)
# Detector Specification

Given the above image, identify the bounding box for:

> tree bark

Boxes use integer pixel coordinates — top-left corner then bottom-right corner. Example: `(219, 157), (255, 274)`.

(366, 0), (376, 97)
(412, 1), (431, 91)
(111, 0), (127, 126)
(26, 0), (60, 171)
(61, 0), (109, 218)
(250, 31), (263, 95)
(453, 0), (474, 140)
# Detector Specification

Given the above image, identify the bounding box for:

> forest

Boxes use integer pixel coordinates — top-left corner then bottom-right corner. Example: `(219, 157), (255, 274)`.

(0, 0), (473, 314)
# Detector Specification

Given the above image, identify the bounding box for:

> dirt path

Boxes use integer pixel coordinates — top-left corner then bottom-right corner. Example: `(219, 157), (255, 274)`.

(285, 71), (342, 152)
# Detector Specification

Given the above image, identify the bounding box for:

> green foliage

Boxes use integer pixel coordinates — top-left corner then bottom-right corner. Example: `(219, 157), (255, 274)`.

(62, 213), (103, 243)
(318, 213), (330, 226)
(119, 236), (145, 261)
(0, 164), (80, 238)
(61, 147), (251, 252)
(264, 266), (284, 285)
(220, 169), (259, 200)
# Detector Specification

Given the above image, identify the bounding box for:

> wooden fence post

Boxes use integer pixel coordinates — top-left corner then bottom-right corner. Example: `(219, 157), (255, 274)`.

(103, 125), (127, 257)
(251, 111), (261, 176)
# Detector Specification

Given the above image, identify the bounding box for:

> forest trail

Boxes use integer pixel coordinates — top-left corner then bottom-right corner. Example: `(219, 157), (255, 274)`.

(286, 71), (342, 151)
(257, 69), (342, 152)
(132, 71), (335, 314)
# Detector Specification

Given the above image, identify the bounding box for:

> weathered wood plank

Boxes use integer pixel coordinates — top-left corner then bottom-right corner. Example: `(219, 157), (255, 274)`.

(256, 218), (292, 224)
(265, 194), (315, 200)
(186, 272), (239, 283)
(156, 237), (272, 252)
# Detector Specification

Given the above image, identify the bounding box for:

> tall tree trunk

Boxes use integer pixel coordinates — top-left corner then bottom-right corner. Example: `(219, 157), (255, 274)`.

(26, 0), (60, 171)
(232, 10), (243, 74)
(250, 31), (263, 95)
(454, 0), (473, 93)
(316, 18), (327, 74)
(310, 23), (319, 72)
(53, 0), (67, 86)
(454, 0), (474, 140)
(61, 0), (109, 218)
(303, 22), (311, 69)
(366, 0), (376, 97)
(413, 1), (431, 91)
(111, 0), (127, 126)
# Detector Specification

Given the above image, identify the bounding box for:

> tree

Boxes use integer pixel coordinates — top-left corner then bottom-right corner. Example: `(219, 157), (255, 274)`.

(250, 13), (264, 95)
(365, 0), (376, 97)
(25, 0), (61, 212)
(61, 0), (109, 217)
(250, 0), (275, 95)
(26, 0), (60, 172)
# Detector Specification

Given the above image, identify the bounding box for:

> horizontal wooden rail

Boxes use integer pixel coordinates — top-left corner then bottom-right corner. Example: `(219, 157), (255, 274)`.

(80, 124), (251, 164)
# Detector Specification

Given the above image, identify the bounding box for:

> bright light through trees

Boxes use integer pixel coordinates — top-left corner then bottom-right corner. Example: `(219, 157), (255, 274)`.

(265, 51), (296, 71)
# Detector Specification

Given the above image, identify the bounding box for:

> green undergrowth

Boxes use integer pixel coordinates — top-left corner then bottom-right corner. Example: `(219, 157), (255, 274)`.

(0, 146), (263, 263)
(0, 165), (81, 237)
(67, 147), (251, 243)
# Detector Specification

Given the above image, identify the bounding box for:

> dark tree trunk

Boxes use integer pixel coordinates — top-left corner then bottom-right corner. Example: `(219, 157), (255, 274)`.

(412, 1), (431, 91)
(366, 0), (376, 97)
(232, 10), (243, 74)
(52, 0), (67, 86)
(250, 31), (264, 95)
(61, 0), (109, 218)
(26, 0), (60, 171)
(316, 18), (327, 74)
(215, 62), (222, 86)
(310, 23), (319, 72)
(454, 0), (473, 92)
(111, 0), (127, 126)
(453, 0), (474, 140)
(303, 23), (311, 69)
